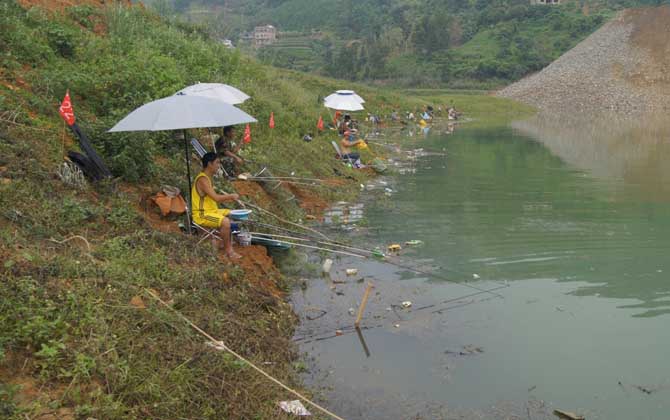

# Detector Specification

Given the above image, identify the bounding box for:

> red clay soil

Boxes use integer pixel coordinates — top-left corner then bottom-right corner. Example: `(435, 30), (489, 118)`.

(224, 245), (283, 298)
(0, 353), (76, 420)
(232, 180), (274, 210)
(286, 184), (329, 220)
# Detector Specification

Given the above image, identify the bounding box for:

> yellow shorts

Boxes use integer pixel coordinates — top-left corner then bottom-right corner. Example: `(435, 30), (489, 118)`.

(193, 209), (230, 228)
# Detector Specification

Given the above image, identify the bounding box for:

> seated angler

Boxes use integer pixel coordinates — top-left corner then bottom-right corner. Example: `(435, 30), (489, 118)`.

(192, 152), (242, 259)
(215, 126), (245, 177)
(340, 129), (366, 162)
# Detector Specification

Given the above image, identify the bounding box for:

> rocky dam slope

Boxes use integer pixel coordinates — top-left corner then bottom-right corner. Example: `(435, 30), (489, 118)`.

(497, 6), (670, 114)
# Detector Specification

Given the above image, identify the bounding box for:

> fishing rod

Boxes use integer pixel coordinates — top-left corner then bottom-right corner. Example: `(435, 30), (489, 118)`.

(240, 200), (332, 241)
(247, 223), (504, 299)
(245, 176), (326, 182)
(249, 220), (503, 291)
(247, 231), (380, 257)
(250, 234), (367, 258)
(244, 178), (327, 188)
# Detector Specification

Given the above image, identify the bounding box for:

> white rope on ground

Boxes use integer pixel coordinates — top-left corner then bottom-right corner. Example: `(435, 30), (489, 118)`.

(143, 289), (347, 420)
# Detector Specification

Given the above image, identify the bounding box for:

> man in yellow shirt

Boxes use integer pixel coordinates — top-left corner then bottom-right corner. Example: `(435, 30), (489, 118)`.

(192, 152), (241, 259)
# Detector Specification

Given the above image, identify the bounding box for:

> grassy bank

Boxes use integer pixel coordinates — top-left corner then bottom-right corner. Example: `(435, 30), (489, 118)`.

(0, 1), (531, 418)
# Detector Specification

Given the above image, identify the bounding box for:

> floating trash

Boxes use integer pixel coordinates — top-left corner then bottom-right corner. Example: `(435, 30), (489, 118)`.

(401, 301), (412, 308)
(322, 259), (333, 274)
(346, 268), (358, 276)
(405, 240), (423, 246)
(387, 244), (402, 253)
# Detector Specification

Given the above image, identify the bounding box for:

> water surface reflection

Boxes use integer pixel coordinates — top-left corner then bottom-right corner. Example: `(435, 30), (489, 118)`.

(294, 114), (670, 419)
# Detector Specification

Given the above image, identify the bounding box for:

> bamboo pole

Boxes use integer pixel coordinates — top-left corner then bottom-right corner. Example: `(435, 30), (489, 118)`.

(354, 282), (374, 328)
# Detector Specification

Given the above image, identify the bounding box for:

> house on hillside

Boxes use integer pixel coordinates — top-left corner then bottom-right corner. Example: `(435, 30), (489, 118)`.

(531, 0), (561, 4)
(254, 25), (277, 48)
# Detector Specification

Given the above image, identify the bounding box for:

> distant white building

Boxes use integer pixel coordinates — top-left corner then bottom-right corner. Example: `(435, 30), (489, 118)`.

(254, 25), (277, 48)
(531, 0), (561, 4)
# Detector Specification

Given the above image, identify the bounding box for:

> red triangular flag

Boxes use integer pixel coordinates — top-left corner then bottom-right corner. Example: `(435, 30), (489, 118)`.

(269, 112), (275, 129)
(243, 124), (252, 144)
(59, 90), (76, 126)
(317, 116), (324, 131)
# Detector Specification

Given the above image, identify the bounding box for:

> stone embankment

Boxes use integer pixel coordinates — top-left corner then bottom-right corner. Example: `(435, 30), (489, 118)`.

(498, 6), (670, 114)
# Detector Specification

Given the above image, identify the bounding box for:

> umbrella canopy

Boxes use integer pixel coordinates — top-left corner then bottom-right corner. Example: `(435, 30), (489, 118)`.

(108, 95), (257, 233)
(108, 95), (256, 133)
(324, 93), (365, 112)
(325, 90), (365, 104)
(175, 82), (250, 105)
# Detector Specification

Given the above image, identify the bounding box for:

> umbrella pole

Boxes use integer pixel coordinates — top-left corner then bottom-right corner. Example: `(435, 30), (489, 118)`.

(184, 130), (193, 234)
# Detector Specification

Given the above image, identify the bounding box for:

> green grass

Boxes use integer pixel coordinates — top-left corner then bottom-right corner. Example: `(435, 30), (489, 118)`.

(0, 1), (534, 417)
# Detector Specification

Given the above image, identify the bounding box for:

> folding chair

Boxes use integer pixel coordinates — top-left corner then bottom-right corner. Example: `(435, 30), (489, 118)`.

(190, 138), (230, 178)
(331, 141), (358, 165)
(185, 204), (242, 245)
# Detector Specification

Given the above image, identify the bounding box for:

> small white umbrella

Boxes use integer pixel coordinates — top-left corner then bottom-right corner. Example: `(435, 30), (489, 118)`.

(324, 94), (365, 112)
(325, 90), (365, 104)
(176, 82), (250, 105)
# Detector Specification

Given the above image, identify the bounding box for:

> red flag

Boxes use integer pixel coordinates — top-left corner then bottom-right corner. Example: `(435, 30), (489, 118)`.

(59, 90), (75, 126)
(269, 112), (275, 129)
(317, 116), (324, 131)
(243, 124), (252, 144)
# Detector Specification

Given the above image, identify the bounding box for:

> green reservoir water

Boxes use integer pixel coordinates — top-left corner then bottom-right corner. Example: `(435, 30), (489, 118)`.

(292, 114), (670, 420)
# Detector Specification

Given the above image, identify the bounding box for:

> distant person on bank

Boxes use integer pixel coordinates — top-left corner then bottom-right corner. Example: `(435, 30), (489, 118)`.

(192, 152), (241, 259)
(340, 129), (366, 163)
(215, 126), (244, 176)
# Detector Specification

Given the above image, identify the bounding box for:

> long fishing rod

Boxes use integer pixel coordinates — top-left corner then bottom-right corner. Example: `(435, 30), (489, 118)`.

(249, 220), (504, 292)
(248, 225), (503, 299)
(240, 200), (332, 241)
(246, 176), (326, 182)
(254, 222), (503, 297)
(251, 235), (367, 258)
(244, 179), (326, 188)
(247, 231), (379, 256)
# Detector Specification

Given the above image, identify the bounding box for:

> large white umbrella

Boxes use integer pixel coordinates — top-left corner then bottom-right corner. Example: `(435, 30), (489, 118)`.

(175, 82), (250, 105)
(324, 93), (365, 112)
(108, 95), (256, 229)
(109, 95), (256, 132)
(325, 90), (365, 104)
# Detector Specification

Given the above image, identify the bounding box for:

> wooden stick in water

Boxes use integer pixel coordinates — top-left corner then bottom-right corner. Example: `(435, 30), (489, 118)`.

(354, 282), (374, 328)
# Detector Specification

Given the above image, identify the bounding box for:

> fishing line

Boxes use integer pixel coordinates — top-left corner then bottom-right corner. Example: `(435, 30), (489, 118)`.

(248, 220), (505, 295)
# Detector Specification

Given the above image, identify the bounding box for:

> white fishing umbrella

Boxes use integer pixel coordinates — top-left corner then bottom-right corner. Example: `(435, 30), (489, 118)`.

(325, 90), (365, 104)
(175, 82), (250, 105)
(108, 95), (256, 132)
(324, 93), (365, 112)
(108, 95), (256, 231)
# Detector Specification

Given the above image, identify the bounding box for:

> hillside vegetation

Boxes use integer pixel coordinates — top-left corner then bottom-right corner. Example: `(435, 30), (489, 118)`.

(0, 1), (430, 418)
(151, 0), (668, 87)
